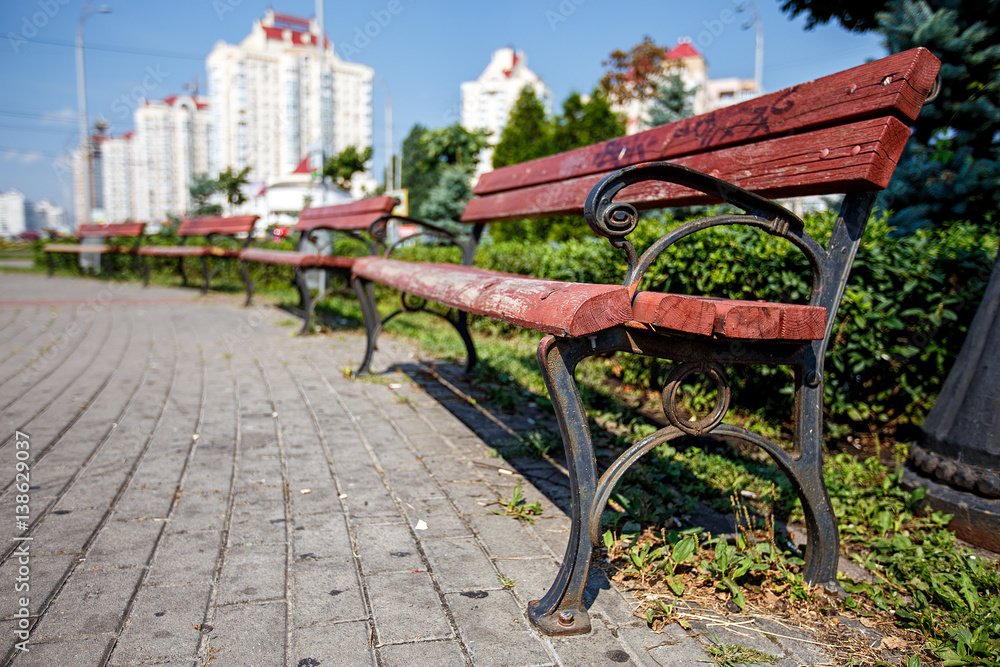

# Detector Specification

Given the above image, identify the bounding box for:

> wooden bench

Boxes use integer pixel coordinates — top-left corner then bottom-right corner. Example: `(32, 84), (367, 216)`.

(237, 196), (397, 334)
(139, 215), (258, 294)
(352, 48), (941, 636)
(43, 222), (146, 277)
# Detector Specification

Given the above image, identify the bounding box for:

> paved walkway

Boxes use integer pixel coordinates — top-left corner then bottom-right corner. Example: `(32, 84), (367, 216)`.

(0, 274), (832, 666)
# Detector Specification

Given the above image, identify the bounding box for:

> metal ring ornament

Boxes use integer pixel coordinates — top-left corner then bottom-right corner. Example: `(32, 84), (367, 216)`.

(400, 292), (427, 312)
(368, 218), (389, 243)
(661, 361), (731, 436)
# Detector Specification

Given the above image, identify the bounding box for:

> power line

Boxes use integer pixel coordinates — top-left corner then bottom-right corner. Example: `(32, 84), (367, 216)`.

(16, 36), (206, 61)
(0, 148), (67, 160)
(0, 124), (78, 135)
(0, 111), (77, 124)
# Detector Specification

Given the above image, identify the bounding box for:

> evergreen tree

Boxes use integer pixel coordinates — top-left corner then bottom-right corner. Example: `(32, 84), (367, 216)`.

(492, 87), (553, 169)
(188, 173), (222, 217)
(779, 0), (1000, 232)
(648, 73), (694, 127)
(216, 166), (252, 214)
(401, 124), (436, 216)
(416, 123), (491, 223)
(552, 88), (625, 152)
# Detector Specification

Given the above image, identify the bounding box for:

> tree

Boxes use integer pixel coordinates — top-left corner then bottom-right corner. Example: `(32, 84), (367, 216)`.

(551, 88), (625, 153)
(323, 145), (373, 190)
(422, 123), (491, 168)
(401, 124), (437, 214)
(216, 166), (252, 213)
(599, 35), (672, 107)
(648, 73), (694, 127)
(492, 86), (552, 169)
(188, 173), (222, 217)
(778, 0), (1000, 232)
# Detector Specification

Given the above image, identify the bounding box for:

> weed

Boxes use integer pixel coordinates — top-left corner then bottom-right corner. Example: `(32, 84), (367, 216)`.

(497, 573), (516, 589)
(493, 483), (542, 524)
(705, 641), (779, 667)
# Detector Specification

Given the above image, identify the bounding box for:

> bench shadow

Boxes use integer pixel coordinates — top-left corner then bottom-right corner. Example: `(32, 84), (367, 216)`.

(377, 358), (800, 613)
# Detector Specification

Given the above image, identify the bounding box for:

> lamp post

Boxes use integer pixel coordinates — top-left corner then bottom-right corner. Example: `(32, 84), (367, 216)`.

(76, 1), (111, 225)
(904, 256), (1000, 550)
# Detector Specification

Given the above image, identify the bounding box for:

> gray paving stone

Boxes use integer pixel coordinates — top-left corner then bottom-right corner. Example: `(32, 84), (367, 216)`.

(206, 601), (285, 666)
(30, 508), (106, 556)
(550, 617), (643, 666)
(399, 496), (472, 539)
(291, 557), (366, 628)
(13, 635), (113, 666)
(444, 589), (554, 667)
(113, 483), (175, 520)
(354, 522), (423, 575)
(33, 566), (144, 640)
(109, 583), (209, 664)
(167, 492), (228, 533)
(292, 620), (375, 667)
(147, 530), (223, 586)
(228, 500), (287, 545)
(217, 544), (286, 604)
(618, 626), (712, 667)
(379, 639), (466, 666)
(85, 518), (163, 568)
(421, 536), (500, 594)
(367, 570), (453, 645)
(0, 554), (75, 620)
(468, 511), (548, 559)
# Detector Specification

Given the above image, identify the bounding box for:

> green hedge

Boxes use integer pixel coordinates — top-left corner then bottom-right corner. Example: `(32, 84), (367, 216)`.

(401, 211), (997, 440)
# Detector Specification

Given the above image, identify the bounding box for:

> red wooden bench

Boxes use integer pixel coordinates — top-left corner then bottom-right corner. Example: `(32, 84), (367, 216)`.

(352, 48), (941, 636)
(43, 222), (146, 277)
(139, 215), (258, 293)
(237, 196), (397, 334)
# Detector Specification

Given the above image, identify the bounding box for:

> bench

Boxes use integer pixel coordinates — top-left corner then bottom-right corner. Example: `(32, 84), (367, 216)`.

(139, 215), (259, 294)
(237, 196), (397, 334)
(43, 222), (146, 277)
(351, 47), (941, 636)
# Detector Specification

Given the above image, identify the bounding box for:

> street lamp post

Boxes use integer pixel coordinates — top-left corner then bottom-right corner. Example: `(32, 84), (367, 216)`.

(76, 1), (110, 226)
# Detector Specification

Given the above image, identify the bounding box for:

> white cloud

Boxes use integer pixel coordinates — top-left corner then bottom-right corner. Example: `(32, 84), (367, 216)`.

(19, 151), (43, 164)
(41, 108), (76, 124)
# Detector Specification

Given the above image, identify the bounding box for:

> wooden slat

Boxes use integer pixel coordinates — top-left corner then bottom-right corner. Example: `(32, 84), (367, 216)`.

(139, 246), (214, 257)
(76, 223), (146, 238)
(462, 116), (911, 222)
(296, 211), (390, 232)
(473, 48), (939, 197)
(301, 195), (397, 220)
(238, 247), (358, 268)
(44, 244), (116, 254)
(632, 292), (826, 340)
(353, 258), (633, 337)
(178, 215), (258, 236)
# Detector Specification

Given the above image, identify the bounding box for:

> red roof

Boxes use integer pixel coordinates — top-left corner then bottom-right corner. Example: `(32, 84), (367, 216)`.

(665, 42), (701, 60)
(262, 26), (329, 48)
(272, 12), (310, 28)
(292, 155), (318, 174)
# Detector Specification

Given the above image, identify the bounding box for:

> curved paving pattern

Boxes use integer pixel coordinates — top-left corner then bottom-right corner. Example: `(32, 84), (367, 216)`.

(0, 274), (833, 666)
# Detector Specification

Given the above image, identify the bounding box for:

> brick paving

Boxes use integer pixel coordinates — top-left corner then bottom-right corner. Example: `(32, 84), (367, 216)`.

(0, 273), (834, 666)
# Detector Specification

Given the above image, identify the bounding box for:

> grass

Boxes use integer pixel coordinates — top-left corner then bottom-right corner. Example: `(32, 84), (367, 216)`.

(705, 641), (780, 667)
(493, 483), (543, 524)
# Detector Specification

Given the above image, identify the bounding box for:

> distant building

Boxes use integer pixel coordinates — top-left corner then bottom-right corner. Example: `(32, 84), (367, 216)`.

(460, 47), (553, 177)
(617, 40), (760, 135)
(100, 132), (135, 223)
(34, 199), (68, 234)
(132, 94), (211, 223)
(0, 190), (28, 237)
(206, 9), (375, 201)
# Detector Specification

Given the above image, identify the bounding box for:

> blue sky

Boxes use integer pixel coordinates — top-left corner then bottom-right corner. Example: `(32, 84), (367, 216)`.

(0, 0), (886, 217)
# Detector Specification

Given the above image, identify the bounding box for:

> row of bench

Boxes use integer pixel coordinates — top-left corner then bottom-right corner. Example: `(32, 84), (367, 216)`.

(46, 48), (940, 637)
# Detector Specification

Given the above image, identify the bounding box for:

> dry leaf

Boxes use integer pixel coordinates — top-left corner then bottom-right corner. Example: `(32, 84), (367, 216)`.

(859, 618), (878, 628)
(879, 636), (907, 650)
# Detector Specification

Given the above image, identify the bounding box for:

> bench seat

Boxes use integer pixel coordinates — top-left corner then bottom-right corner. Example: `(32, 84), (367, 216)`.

(140, 245), (239, 258)
(44, 243), (117, 254)
(238, 247), (357, 269)
(353, 258), (632, 337)
(354, 258), (827, 340)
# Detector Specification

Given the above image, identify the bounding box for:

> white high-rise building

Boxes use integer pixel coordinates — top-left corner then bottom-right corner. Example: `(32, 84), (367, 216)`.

(461, 47), (552, 177)
(206, 10), (375, 194)
(101, 132), (134, 223)
(132, 94), (211, 223)
(35, 199), (68, 234)
(0, 190), (28, 238)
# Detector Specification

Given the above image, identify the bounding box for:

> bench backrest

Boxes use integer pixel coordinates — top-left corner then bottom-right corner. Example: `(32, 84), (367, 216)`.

(297, 196), (398, 232)
(178, 215), (259, 237)
(77, 222), (145, 239)
(461, 48), (940, 222)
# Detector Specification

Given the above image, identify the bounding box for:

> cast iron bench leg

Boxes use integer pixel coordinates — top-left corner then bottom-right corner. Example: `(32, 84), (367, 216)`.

(240, 259), (254, 306)
(353, 275), (381, 374)
(47, 252), (54, 277)
(199, 256), (211, 294)
(294, 267), (313, 335)
(177, 257), (188, 287)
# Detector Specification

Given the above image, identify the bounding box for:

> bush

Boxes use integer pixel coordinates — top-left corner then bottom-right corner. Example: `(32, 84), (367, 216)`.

(401, 210), (997, 440)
